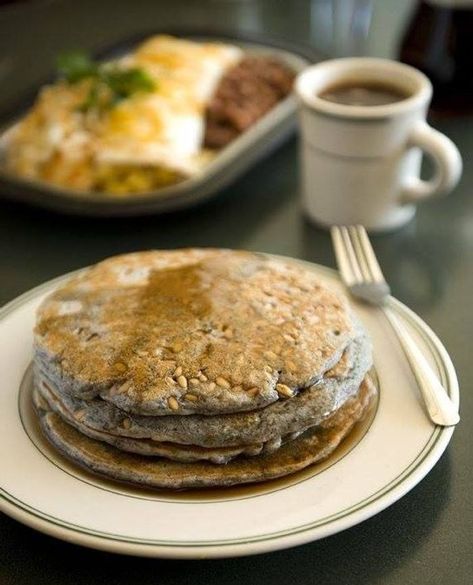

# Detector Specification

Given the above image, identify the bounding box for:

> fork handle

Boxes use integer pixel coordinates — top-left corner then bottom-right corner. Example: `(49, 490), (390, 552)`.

(384, 307), (460, 426)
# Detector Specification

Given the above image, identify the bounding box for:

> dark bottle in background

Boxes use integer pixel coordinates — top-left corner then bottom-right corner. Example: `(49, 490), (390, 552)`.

(399, 0), (473, 116)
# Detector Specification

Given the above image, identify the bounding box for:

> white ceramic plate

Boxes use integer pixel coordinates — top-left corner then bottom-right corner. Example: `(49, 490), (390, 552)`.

(0, 259), (458, 558)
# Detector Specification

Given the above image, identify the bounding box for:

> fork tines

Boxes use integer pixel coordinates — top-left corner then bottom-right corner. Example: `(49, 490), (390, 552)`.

(331, 225), (391, 305)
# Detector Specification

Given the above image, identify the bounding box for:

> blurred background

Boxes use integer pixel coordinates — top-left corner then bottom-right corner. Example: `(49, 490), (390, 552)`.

(1, 4), (473, 584)
(0, 0), (472, 308)
(2, 0), (472, 120)
(0, 0), (417, 121)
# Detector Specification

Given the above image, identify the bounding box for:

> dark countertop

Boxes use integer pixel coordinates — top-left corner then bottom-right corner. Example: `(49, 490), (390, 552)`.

(0, 1), (472, 584)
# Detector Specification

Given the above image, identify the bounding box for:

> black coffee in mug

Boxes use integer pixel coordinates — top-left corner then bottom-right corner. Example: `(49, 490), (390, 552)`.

(319, 80), (411, 106)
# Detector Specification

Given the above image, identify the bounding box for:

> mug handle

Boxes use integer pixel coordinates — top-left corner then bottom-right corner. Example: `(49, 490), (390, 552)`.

(401, 120), (462, 203)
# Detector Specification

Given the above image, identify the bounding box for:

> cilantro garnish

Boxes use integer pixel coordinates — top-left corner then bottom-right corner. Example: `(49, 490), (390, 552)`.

(56, 50), (156, 111)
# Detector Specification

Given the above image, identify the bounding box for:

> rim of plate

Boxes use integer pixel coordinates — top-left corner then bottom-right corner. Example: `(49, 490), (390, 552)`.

(0, 257), (459, 558)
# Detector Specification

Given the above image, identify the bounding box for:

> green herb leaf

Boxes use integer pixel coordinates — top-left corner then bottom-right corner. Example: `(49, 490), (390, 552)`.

(101, 67), (156, 100)
(56, 50), (156, 112)
(56, 50), (98, 83)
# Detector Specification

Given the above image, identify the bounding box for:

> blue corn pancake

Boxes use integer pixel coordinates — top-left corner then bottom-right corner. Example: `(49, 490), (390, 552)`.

(33, 249), (375, 488)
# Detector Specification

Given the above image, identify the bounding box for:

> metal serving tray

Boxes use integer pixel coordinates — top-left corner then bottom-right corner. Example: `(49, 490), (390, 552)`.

(0, 31), (318, 216)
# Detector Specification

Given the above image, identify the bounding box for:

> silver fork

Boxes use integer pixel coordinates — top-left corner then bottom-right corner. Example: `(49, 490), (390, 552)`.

(331, 225), (459, 427)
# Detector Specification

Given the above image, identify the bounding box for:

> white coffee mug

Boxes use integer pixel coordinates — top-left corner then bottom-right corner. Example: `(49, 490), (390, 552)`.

(295, 58), (462, 231)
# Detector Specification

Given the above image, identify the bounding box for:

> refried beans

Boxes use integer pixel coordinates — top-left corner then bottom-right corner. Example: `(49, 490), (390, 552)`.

(204, 56), (295, 149)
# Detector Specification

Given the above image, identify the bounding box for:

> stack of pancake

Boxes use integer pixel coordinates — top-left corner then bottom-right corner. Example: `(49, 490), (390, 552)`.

(33, 249), (375, 489)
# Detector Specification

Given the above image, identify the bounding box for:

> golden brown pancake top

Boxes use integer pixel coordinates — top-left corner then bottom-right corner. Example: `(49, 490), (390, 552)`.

(35, 249), (355, 415)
